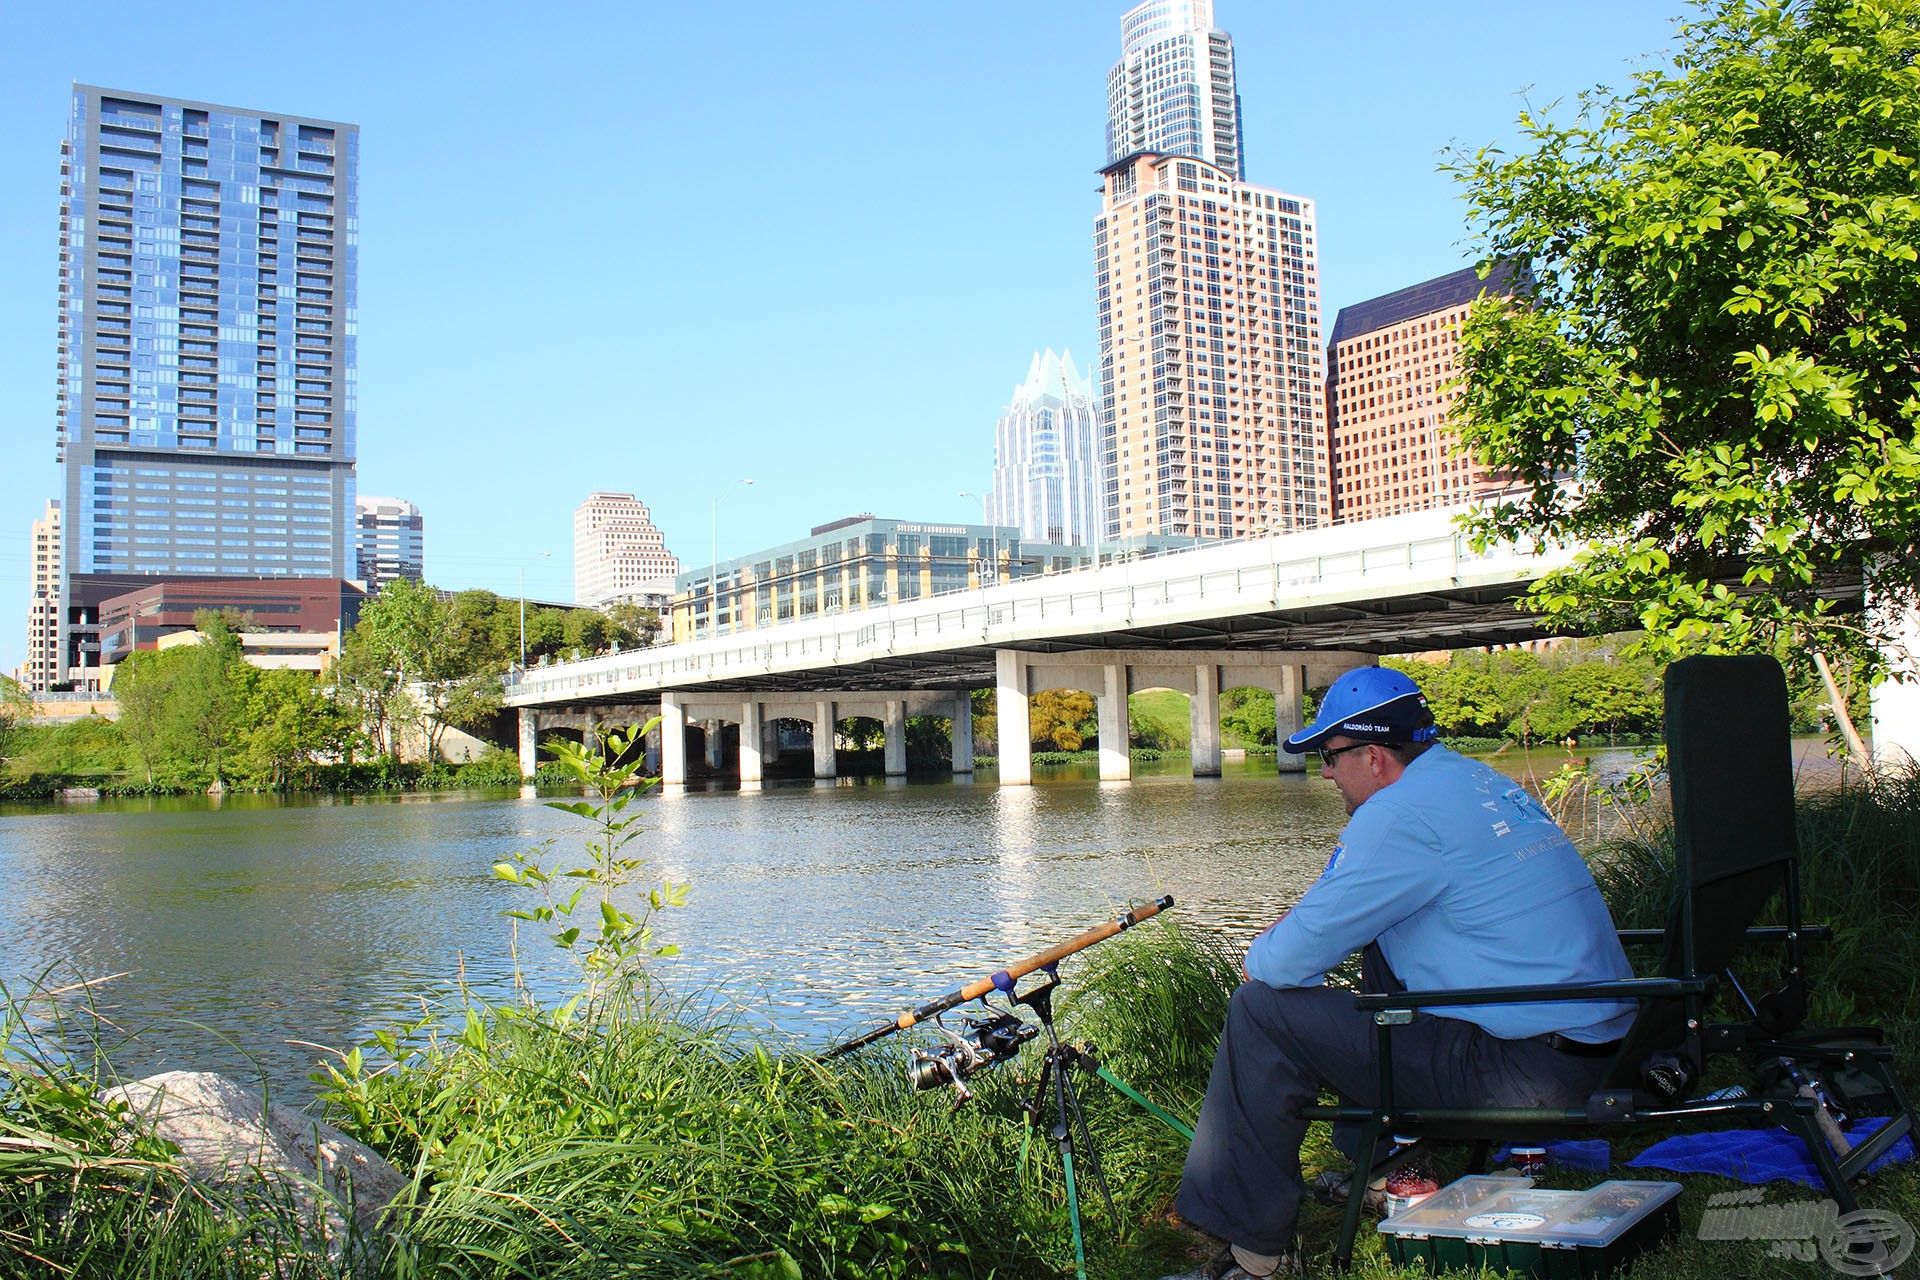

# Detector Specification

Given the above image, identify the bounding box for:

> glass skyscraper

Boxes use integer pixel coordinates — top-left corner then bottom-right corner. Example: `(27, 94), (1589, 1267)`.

(989, 350), (1102, 548)
(1105, 0), (1244, 179)
(57, 86), (358, 602)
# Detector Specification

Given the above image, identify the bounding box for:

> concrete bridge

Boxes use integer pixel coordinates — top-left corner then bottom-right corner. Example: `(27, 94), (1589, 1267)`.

(506, 506), (1588, 786)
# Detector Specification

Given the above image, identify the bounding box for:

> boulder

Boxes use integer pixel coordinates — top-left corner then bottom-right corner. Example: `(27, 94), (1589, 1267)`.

(103, 1070), (405, 1268)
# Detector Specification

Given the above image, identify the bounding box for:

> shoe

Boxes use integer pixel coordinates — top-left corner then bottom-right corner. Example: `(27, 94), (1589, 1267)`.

(1160, 1241), (1304, 1279)
(1310, 1142), (1437, 1216)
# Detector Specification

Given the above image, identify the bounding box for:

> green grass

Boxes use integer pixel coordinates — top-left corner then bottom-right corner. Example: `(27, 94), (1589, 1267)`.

(8, 773), (1920, 1277)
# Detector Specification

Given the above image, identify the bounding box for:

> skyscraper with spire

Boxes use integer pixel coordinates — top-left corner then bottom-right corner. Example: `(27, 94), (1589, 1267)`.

(989, 350), (1101, 548)
(1105, 0), (1244, 180)
(1095, 1), (1327, 542)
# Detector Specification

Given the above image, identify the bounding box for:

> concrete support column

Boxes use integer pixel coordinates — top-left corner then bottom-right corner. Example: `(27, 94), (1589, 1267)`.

(813, 700), (837, 779)
(516, 709), (539, 780)
(1872, 598), (1920, 766)
(1191, 664), (1222, 778)
(660, 694), (687, 787)
(704, 721), (725, 769)
(1098, 662), (1132, 782)
(739, 701), (764, 784)
(884, 698), (907, 777)
(582, 708), (600, 756)
(996, 650), (1032, 786)
(1274, 665), (1308, 774)
(950, 693), (975, 774)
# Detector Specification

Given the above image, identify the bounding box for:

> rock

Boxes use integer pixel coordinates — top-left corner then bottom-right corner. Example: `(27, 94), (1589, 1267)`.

(103, 1070), (405, 1269)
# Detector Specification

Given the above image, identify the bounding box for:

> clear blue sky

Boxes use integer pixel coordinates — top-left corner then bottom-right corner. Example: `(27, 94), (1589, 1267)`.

(0, 1), (1688, 675)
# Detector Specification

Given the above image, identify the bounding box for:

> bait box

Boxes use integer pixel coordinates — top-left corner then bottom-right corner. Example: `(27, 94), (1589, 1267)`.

(1377, 1177), (1682, 1278)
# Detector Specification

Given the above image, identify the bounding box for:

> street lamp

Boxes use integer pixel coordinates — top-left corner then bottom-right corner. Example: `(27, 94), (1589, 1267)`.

(710, 477), (754, 639)
(518, 550), (552, 668)
(959, 489), (997, 586)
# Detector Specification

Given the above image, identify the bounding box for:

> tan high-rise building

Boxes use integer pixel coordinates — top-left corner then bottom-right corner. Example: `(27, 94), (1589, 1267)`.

(573, 492), (679, 610)
(1326, 264), (1525, 522)
(1096, 152), (1327, 540)
(24, 500), (61, 692)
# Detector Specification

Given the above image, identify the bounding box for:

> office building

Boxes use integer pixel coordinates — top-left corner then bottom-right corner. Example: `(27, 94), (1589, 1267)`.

(56, 86), (358, 684)
(989, 349), (1103, 547)
(1326, 263), (1526, 522)
(574, 492), (680, 609)
(93, 575), (363, 675)
(24, 500), (61, 692)
(354, 495), (424, 593)
(1106, 0), (1244, 179)
(669, 515), (1197, 641)
(1096, 153), (1326, 541)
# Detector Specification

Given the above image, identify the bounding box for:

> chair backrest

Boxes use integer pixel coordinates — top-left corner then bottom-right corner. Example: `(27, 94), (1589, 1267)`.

(1601, 655), (1801, 1088)
(1664, 654), (1799, 976)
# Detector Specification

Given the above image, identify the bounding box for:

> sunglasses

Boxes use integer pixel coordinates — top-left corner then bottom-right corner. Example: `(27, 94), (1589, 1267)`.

(1318, 742), (1370, 768)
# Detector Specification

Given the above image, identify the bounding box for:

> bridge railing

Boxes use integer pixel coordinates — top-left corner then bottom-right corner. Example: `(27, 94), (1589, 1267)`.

(505, 521), (1561, 704)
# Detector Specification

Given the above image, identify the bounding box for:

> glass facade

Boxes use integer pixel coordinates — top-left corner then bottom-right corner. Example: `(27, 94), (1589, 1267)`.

(1106, 0), (1244, 179)
(990, 349), (1102, 548)
(668, 516), (1198, 641)
(58, 86), (358, 602)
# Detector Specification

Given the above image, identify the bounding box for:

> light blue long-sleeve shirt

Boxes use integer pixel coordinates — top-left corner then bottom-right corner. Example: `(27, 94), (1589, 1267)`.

(1244, 743), (1636, 1043)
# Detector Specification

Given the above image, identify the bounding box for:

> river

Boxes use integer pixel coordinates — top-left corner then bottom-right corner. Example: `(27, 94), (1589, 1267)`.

(0, 743), (1842, 1100)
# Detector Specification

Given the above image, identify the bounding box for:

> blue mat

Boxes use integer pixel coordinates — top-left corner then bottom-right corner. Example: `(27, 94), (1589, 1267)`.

(1627, 1118), (1913, 1186)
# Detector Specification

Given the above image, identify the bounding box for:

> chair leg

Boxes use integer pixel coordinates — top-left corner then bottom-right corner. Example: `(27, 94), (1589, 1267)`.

(1332, 1115), (1385, 1274)
(1784, 1103), (1860, 1214)
(1839, 1058), (1919, 1183)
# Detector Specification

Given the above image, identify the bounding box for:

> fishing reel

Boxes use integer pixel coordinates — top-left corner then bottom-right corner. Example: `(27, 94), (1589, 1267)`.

(907, 1009), (1038, 1106)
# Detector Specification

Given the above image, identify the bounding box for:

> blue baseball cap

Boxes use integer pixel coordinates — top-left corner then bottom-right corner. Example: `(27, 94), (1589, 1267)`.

(1283, 666), (1438, 754)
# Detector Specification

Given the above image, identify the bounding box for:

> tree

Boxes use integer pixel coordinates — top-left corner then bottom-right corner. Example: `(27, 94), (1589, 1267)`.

(1450, 0), (1920, 694)
(235, 667), (358, 789)
(1220, 686), (1278, 746)
(332, 625), (409, 762)
(0, 674), (30, 758)
(345, 579), (505, 762)
(168, 613), (246, 787)
(111, 649), (179, 784)
(603, 601), (661, 649)
(1029, 689), (1096, 752)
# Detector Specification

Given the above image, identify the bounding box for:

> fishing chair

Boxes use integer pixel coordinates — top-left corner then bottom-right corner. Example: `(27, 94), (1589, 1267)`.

(1304, 654), (1920, 1271)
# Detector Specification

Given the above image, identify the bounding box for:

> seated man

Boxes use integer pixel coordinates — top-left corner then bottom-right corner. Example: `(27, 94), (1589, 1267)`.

(1170, 666), (1635, 1278)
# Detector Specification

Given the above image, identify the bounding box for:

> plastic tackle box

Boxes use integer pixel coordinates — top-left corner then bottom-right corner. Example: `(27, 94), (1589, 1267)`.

(1377, 1177), (1682, 1278)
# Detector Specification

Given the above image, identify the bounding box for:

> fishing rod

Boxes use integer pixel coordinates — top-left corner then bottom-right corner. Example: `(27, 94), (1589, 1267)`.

(820, 895), (1175, 1060)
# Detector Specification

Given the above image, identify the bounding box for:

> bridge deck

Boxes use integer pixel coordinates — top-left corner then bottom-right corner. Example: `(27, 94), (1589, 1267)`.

(509, 507), (1582, 710)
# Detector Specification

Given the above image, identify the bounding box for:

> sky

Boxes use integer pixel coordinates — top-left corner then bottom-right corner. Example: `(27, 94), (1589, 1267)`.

(0, 0), (1691, 676)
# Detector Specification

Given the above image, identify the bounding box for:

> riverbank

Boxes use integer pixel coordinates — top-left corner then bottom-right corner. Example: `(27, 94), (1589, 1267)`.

(5, 770), (1917, 1276)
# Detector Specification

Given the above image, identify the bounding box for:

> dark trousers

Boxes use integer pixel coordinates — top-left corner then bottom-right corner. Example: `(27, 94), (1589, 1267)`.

(1173, 963), (1609, 1254)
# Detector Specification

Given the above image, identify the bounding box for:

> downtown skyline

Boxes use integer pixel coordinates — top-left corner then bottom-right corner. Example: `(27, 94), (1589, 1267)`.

(0, 1), (1685, 676)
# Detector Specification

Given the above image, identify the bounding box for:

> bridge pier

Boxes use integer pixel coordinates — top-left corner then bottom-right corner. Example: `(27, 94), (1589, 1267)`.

(950, 693), (974, 774)
(740, 701), (765, 784)
(1098, 663), (1130, 782)
(517, 709), (539, 780)
(991, 649), (1352, 785)
(996, 650), (1033, 786)
(813, 699), (837, 778)
(1274, 663), (1308, 775)
(1191, 664), (1221, 777)
(660, 695), (687, 787)
(884, 699), (907, 777)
